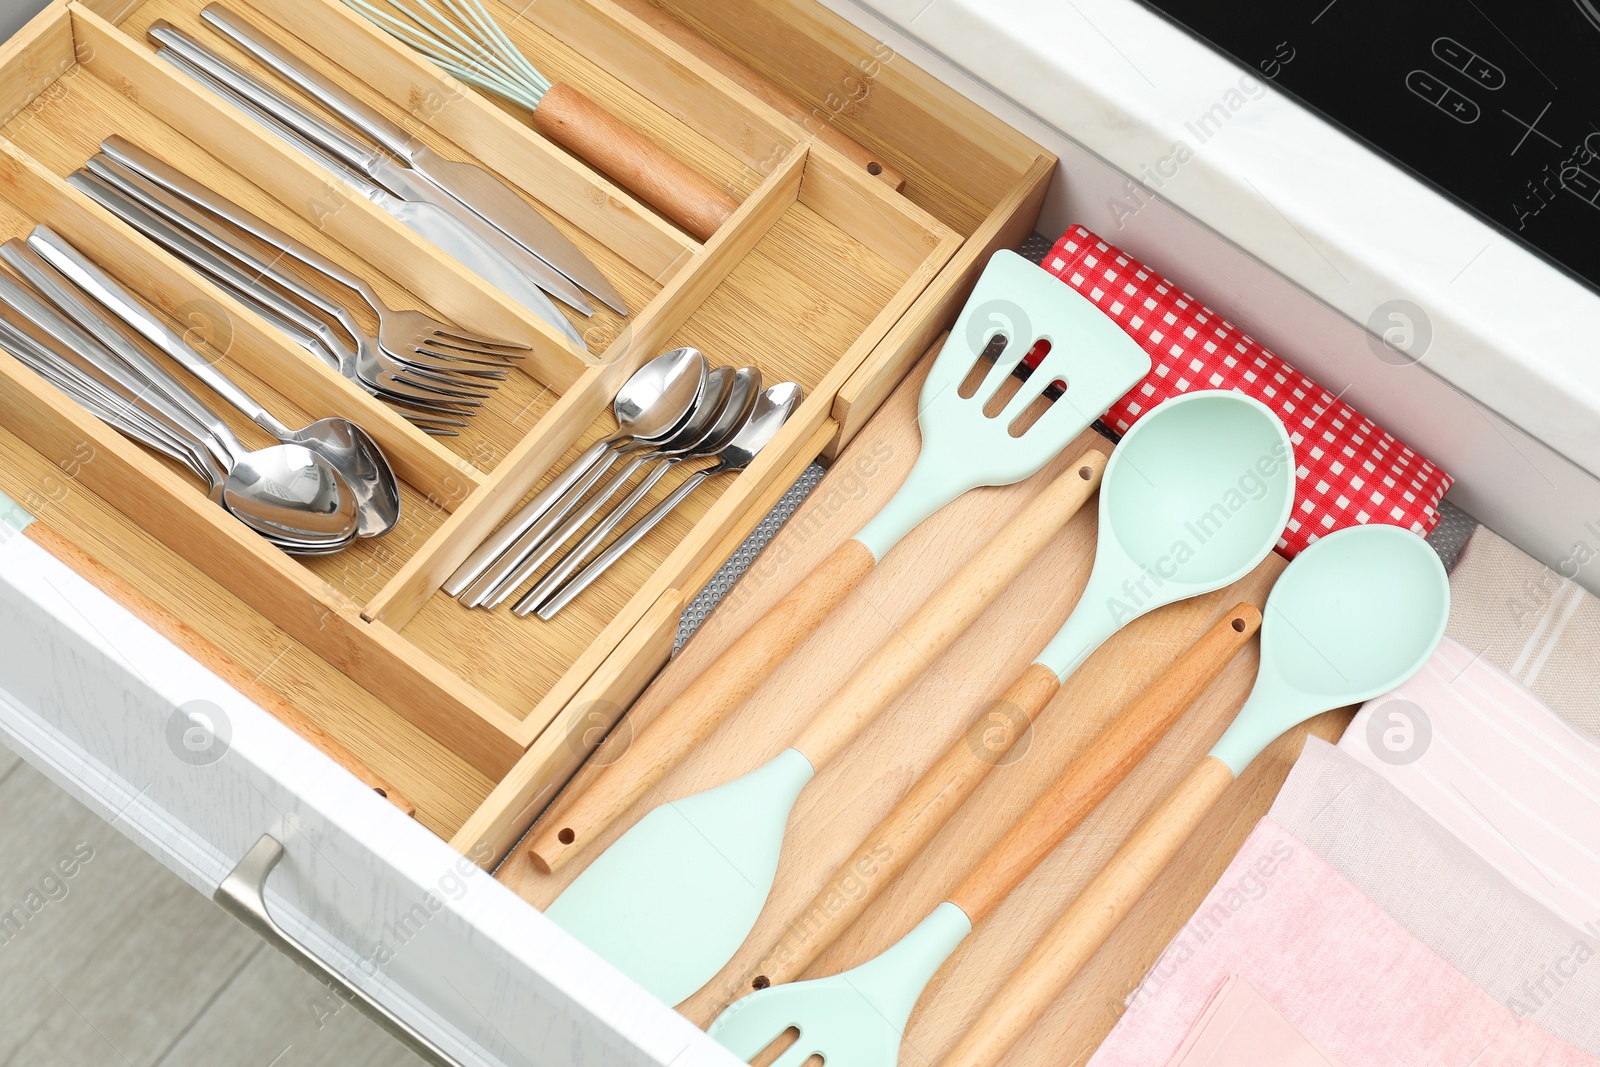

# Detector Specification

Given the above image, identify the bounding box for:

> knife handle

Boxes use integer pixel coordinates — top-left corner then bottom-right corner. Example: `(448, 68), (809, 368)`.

(201, 4), (415, 160)
(530, 82), (738, 242)
(100, 136), (386, 311)
(150, 21), (381, 176)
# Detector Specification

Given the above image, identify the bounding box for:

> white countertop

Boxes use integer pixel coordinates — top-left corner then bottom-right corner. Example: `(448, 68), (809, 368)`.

(836, 0), (1600, 480)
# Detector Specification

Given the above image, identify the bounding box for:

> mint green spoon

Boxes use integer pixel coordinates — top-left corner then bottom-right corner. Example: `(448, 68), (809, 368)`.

(710, 523), (1449, 1067)
(545, 390), (1291, 1006)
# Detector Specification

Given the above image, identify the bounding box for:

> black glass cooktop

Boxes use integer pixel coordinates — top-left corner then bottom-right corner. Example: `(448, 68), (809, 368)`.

(1136, 0), (1600, 292)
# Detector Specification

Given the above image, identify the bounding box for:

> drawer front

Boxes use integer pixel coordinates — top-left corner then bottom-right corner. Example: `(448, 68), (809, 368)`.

(0, 517), (732, 1067)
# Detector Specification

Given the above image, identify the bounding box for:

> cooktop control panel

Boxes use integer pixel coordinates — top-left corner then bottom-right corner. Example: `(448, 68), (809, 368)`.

(1137, 0), (1600, 291)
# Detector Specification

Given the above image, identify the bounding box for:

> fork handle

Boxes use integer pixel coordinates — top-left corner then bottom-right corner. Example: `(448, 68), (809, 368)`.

(942, 757), (1237, 1067)
(444, 438), (616, 597)
(525, 534), (876, 874)
(101, 136), (386, 312)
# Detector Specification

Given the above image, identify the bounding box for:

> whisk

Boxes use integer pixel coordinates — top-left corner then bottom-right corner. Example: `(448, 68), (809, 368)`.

(340, 0), (740, 240)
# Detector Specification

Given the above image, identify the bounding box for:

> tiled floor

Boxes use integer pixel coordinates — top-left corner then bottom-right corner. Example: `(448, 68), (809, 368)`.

(0, 752), (423, 1067)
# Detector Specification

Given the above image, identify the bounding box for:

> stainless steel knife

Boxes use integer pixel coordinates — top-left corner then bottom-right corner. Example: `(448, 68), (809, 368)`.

(148, 21), (595, 317)
(155, 46), (588, 349)
(200, 3), (628, 316)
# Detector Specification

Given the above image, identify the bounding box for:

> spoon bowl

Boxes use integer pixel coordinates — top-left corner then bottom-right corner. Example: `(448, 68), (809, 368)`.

(277, 417), (400, 538)
(443, 346), (708, 597)
(620, 346), (708, 442)
(1035, 390), (1295, 680)
(222, 442), (362, 548)
(529, 379), (800, 618)
(1211, 521), (1449, 772)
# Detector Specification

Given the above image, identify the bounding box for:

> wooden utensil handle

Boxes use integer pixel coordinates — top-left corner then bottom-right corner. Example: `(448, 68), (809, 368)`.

(739, 662), (1061, 996)
(605, 0), (906, 191)
(531, 82), (739, 241)
(948, 604), (1260, 922)
(24, 523), (414, 815)
(526, 536), (877, 873)
(942, 756), (1237, 1067)
(792, 451), (1106, 770)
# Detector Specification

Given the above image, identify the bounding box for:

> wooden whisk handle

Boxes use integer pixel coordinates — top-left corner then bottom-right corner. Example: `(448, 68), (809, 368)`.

(947, 604), (1260, 923)
(531, 82), (739, 241)
(941, 756), (1238, 1067)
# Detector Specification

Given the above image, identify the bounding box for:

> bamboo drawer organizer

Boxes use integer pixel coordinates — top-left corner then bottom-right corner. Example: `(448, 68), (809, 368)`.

(0, 0), (1056, 854)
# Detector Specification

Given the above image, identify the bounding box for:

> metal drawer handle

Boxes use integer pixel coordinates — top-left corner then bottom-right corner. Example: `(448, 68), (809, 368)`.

(215, 835), (464, 1067)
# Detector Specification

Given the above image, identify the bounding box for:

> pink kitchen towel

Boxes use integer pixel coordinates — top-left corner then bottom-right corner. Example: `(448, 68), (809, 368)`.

(1164, 974), (1347, 1067)
(1271, 739), (1600, 1057)
(1038, 227), (1451, 557)
(1086, 817), (1600, 1067)
(1338, 636), (1600, 936)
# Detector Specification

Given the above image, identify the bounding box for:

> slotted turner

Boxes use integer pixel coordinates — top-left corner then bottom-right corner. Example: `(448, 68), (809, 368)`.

(528, 249), (1152, 874)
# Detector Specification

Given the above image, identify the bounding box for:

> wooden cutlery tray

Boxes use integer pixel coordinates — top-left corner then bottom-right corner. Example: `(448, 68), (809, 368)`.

(0, 0), (1054, 850)
(509, 352), (1356, 1059)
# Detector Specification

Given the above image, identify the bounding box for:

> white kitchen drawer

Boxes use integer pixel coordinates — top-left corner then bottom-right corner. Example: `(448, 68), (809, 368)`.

(2, 0), (1597, 1064)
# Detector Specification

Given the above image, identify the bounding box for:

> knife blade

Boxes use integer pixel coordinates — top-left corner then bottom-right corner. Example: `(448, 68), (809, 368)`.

(199, 4), (628, 316)
(149, 20), (594, 317)
(157, 47), (587, 349)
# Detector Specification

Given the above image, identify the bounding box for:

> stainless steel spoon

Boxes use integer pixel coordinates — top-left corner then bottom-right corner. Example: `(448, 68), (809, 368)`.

(531, 382), (801, 617)
(468, 365), (737, 609)
(516, 365), (763, 614)
(23, 227), (400, 539)
(444, 346), (708, 596)
(0, 250), (357, 550)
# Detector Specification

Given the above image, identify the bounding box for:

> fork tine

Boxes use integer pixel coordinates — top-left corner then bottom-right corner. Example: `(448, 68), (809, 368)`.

(400, 350), (512, 378)
(427, 329), (530, 355)
(369, 376), (487, 408)
(388, 342), (518, 373)
(375, 360), (497, 394)
(409, 341), (526, 368)
(400, 367), (501, 395)
(412, 347), (518, 371)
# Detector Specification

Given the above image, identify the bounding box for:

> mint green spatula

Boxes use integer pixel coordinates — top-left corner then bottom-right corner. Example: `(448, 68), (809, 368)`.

(707, 523), (1448, 1067)
(545, 390), (1290, 1006)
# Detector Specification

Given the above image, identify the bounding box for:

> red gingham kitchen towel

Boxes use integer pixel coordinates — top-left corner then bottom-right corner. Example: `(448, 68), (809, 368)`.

(1041, 226), (1451, 558)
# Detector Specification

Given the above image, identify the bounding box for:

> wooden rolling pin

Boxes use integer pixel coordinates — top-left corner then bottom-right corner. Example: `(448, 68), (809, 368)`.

(606, 0), (907, 192)
(688, 602), (1260, 1018)
(23, 521), (413, 815)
